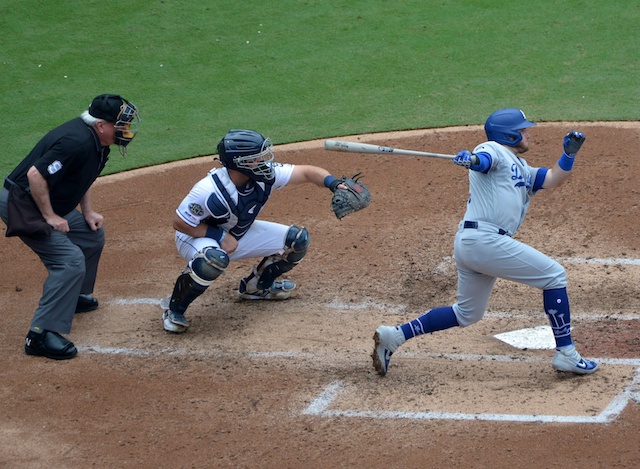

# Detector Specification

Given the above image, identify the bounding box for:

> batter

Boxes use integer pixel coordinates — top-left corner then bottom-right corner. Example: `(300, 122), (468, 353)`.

(372, 108), (598, 376)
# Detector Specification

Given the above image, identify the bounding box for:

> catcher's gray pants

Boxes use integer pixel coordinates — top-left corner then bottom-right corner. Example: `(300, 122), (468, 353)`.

(0, 187), (105, 334)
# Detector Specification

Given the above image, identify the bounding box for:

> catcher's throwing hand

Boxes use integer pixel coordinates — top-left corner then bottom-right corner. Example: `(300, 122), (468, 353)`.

(329, 173), (371, 219)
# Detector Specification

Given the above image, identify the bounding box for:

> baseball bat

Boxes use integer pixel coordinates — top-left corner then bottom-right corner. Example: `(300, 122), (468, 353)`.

(324, 139), (456, 160)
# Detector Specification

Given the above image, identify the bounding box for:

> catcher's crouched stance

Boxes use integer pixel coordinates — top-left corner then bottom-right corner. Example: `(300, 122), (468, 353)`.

(162, 129), (370, 333)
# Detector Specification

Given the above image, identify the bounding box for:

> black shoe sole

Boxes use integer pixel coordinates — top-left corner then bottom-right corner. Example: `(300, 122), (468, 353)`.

(75, 299), (99, 314)
(25, 347), (78, 360)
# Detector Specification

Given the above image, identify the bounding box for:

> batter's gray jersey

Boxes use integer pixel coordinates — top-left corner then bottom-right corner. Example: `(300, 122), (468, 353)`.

(463, 141), (545, 236)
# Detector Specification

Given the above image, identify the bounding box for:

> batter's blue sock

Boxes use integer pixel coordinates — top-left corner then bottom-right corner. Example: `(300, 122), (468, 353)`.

(543, 287), (573, 348)
(400, 306), (459, 340)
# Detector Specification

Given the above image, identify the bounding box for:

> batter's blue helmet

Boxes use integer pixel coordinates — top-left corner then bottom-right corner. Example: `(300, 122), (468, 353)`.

(217, 129), (275, 182)
(484, 108), (536, 146)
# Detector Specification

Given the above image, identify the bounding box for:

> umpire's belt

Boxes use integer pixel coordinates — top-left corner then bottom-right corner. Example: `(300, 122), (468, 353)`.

(463, 220), (512, 237)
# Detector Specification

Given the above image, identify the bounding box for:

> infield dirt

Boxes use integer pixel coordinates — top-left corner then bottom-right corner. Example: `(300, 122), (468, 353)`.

(1, 123), (640, 468)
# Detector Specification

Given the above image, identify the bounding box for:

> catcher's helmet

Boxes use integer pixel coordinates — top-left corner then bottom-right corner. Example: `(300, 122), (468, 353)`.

(217, 129), (275, 182)
(484, 108), (535, 146)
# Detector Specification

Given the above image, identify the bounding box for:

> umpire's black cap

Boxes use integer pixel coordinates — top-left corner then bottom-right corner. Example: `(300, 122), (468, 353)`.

(88, 94), (128, 123)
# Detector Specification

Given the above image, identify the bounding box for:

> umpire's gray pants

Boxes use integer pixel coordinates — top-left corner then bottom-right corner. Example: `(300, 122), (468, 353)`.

(0, 187), (105, 334)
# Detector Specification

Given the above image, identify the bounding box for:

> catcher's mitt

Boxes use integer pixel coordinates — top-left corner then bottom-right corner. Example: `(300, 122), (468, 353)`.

(330, 173), (371, 219)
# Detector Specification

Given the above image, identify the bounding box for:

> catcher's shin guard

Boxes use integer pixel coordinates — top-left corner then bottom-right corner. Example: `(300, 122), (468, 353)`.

(255, 225), (310, 290)
(169, 247), (229, 314)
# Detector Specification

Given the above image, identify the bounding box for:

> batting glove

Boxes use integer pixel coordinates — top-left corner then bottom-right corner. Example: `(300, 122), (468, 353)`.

(563, 131), (586, 157)
(453, 150), (474, 169)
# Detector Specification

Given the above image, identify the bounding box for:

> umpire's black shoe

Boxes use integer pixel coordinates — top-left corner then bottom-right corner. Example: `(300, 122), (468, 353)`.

(25, 330), (78, 360)
(75, 294), (99, 313)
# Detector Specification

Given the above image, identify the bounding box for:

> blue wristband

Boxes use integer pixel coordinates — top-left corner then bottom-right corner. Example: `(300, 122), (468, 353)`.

(558, 152), (575, 171)
(205, 226), (225, 243)
(324, 175), (339, 190)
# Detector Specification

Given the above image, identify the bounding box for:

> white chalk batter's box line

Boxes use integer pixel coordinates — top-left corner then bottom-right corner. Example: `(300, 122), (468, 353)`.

(79, 344), (640, 367)
(302, 371), (640, 424)
(109, 297), (640, 321)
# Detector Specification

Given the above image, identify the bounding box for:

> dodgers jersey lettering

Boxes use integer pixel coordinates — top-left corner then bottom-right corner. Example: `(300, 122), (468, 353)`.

(176, 163), (294, 239)
(463, 141), (544, 235)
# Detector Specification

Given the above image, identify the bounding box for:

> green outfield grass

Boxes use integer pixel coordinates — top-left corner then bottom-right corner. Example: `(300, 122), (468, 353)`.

(1, 0), (638, 177)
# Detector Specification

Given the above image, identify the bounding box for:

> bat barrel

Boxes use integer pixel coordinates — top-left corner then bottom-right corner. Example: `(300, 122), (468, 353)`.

(324, 139), (455, 160)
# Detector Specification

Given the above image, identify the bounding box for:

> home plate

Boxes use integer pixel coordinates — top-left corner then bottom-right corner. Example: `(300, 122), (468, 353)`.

(494, 325), (556, 349)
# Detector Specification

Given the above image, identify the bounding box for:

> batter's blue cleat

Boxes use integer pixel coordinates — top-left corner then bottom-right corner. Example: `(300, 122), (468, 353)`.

(238, 278), (296, 300)
(551, 345), (598, 375)
(371, 325), (406, 376)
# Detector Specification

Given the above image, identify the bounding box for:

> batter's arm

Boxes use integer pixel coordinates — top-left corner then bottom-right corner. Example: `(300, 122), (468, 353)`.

(541, 163), (572, 189)
(541, 131), (586, 190)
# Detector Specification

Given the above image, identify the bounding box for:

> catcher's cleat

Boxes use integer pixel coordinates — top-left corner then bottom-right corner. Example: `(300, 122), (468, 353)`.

(238, 277), (296, 300)
(75, 294), (99, 314)
(551, 345), (598, 375)
(162, 310), (189, 333)
(371, 325), (405, 376)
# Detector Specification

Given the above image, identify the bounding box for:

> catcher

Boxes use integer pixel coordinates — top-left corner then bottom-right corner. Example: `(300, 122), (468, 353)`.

(161, 129), (370, 333)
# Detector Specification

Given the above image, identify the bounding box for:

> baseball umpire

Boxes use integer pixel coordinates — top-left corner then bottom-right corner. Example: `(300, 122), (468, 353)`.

(0, 94), (140, 359)
(372, 108), (598, 376)
(161, 129), (370, 333)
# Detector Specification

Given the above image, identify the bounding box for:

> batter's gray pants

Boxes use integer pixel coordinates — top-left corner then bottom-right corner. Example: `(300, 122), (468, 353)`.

(0, 187), (104, 334)
(452, 223), (566, 327)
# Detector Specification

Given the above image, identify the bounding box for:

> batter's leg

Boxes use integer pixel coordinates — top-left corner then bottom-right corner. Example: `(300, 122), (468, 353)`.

(544, 287), (598, 374)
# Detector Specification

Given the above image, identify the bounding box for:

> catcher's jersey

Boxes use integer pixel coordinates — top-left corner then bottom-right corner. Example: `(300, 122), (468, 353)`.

(463, 141), (545, 235)
(176, 163), (294, 239)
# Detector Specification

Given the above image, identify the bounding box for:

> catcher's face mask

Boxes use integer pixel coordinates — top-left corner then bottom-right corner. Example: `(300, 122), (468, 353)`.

(234, 137), (275, 181)
(114, 100), (141, 155)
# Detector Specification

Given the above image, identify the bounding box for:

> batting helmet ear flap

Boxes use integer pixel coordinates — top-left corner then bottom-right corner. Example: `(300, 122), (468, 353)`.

(485, 108), (535, 146)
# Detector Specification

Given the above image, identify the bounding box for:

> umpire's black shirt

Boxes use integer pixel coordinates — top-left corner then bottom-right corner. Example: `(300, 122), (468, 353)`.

(8, 117), (110, 215)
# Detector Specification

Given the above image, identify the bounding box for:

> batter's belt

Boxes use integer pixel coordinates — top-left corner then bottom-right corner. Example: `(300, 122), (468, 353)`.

(462, 220), (512, 237)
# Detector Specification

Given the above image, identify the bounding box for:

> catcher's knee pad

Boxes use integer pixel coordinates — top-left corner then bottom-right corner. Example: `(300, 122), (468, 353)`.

(283, 225), (310, 264)
(189, 247), (230, 286)
(255, 226), (310, 290)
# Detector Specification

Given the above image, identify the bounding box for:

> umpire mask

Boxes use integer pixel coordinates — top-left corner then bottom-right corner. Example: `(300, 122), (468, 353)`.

(113, 100), (141, 155)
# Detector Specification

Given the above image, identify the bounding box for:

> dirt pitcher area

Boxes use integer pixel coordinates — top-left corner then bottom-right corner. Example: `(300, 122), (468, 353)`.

(1, 123), (640, 468)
